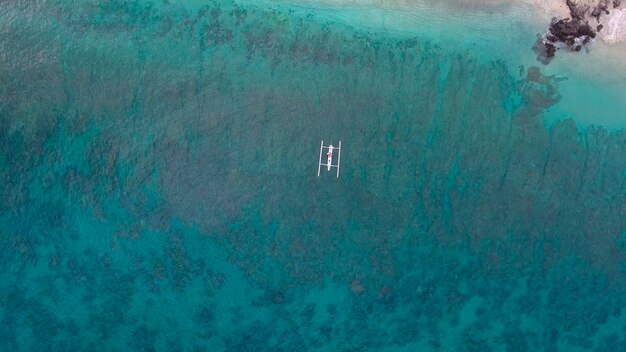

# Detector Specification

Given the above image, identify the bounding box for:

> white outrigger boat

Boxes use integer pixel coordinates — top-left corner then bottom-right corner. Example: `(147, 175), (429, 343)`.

(317, 140), (341, 178)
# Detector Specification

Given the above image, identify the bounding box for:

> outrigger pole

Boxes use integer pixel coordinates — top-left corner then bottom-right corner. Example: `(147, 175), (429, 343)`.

(317, 140), (324, 177)
(336, 140), (341, 178)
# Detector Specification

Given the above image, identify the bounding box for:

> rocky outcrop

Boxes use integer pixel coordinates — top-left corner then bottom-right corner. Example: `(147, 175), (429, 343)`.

(536, 0), (624, 62)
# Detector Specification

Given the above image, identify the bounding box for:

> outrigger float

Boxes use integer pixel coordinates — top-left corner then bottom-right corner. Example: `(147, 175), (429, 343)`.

(317, 140), (341, 178)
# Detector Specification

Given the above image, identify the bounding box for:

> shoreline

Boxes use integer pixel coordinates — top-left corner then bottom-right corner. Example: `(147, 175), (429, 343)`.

(266, 0), (626, 128)
(266, 0), (626, 83)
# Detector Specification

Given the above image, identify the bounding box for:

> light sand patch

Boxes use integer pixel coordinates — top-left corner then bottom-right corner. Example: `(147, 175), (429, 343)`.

(600, 8), (626, 42)
(534, 0), (570, 17)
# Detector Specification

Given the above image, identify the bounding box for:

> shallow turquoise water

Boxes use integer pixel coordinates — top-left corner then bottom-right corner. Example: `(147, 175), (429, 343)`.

(1, 0), (626, 350)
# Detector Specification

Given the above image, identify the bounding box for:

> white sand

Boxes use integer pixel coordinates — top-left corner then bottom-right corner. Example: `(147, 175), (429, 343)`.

(600, 8), (626, 42)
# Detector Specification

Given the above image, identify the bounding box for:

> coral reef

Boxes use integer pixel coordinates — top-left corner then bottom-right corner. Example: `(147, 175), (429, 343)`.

(0, 0), (624, 350)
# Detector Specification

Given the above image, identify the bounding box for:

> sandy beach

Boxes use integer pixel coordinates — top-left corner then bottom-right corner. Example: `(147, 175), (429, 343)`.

(278, 0), (626, 44)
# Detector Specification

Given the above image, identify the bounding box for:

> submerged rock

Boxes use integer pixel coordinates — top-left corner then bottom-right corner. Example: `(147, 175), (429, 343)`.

(545, 42), (557, 58)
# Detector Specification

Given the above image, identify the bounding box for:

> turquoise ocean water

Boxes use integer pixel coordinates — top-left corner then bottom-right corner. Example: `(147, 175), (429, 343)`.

(1, 0), (626, 350)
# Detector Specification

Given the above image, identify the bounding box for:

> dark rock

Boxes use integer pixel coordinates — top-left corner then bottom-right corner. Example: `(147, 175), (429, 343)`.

(566, 0), (590, 20)
(545, 42), (557, 58)
(533, 36), (554, 64)
(535, 15), (598, 63)
(549, 19), (596, 41)
(590, 0), (616, 21)
(614, 0), (621, 8)
(597, 24), (604, 31)
(592, 8), (602, 19)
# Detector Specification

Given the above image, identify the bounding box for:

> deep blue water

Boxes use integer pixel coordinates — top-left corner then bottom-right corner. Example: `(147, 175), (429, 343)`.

(1, 0), (626, 350)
